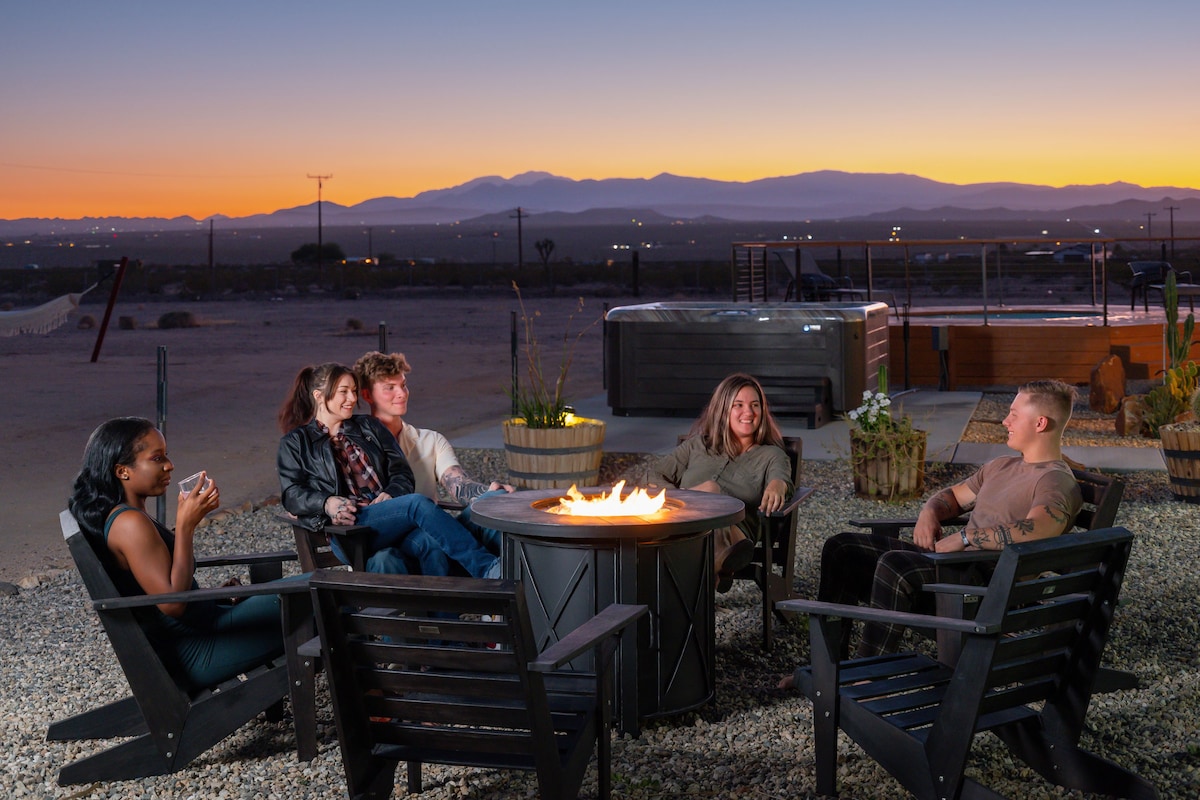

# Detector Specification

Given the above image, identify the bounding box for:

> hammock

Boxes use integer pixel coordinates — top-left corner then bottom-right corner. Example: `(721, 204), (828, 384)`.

(0, 291), (87, 337)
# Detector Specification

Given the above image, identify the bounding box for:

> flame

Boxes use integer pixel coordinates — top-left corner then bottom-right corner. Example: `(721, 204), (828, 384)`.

(552, 480), (667, 516)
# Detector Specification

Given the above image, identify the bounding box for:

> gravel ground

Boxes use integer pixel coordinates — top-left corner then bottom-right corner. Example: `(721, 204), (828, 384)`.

(5, 448), (1198, 799)
(963, 385), (1166, 449)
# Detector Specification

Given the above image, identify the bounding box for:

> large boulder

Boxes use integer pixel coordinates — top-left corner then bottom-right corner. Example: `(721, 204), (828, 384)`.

(1115, 394), (1148, 437)
(1090, 355), (1126, 414)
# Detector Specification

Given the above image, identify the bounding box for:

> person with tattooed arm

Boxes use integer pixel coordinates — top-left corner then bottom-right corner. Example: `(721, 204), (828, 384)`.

(796, 379), (1082, 666)
(353, 351), (513, 555)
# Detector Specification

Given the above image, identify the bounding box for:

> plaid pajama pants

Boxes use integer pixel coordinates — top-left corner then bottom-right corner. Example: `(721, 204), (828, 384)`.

(818, 531), (939, 658)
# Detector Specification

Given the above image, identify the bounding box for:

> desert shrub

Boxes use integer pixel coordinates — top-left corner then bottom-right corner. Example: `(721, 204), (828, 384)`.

(77, 314), (96, 329)
(345, 317), (364, 331)
(118, 316), (137, 330)
(157, 311), (198, 329)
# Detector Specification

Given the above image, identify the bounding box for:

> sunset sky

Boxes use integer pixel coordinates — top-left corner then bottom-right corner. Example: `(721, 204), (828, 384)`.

(4, 1), (1198, 220)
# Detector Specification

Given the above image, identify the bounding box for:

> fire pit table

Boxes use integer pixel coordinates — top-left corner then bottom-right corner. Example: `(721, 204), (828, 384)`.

(471, 487), (745, 736)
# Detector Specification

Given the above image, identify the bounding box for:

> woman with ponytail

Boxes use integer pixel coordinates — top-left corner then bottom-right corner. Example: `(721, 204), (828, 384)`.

(276, 363), (501, 579)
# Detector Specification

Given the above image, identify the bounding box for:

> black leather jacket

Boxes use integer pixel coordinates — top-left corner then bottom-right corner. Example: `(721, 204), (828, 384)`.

(277, 415), (415, 532)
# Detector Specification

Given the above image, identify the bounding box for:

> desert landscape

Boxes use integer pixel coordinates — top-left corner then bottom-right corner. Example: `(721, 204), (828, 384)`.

(0, 289), (613, 585)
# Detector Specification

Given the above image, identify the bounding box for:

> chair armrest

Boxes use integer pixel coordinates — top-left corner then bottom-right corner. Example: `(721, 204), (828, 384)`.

(529, 603), (648, 672)
(92, 575), (309, 612)
(324, 525), (376, 571)
(923, 583), (989, 598)
(848, 515), (970, 538)
(776, 597), (997, 635)
(196, 550), (298, 569)
(761, 486), (815, 519)
(438, 499), (467, 513)
(921, 550), (1001, 568)
(847, 517), (916, 536)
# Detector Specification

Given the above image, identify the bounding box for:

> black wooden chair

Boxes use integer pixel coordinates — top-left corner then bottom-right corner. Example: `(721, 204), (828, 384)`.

(780, 528), (1157, 800)
(679, 434), (812, 651)
(309, 570), (646, 799)
(48, 510), (319, 785)
(847, 468), (1136, 691)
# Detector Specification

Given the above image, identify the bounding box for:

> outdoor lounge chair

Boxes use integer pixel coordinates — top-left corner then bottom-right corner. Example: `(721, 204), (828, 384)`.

(846, 468), (1136, 692)
(309, 570), (646, 799)
(780, 527), (1157, 800)
(48, 510), (319, 785)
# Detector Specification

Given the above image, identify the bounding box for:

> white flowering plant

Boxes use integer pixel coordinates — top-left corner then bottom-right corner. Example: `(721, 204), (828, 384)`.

(846, 365), (910, 437)
(846, 365), (927, 501)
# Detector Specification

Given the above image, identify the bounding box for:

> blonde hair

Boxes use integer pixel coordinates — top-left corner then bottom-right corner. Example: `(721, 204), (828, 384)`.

(1019, 379), (1077, 430)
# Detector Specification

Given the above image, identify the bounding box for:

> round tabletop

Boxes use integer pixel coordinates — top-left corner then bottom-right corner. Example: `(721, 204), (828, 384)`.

(471, 487), (745, 542)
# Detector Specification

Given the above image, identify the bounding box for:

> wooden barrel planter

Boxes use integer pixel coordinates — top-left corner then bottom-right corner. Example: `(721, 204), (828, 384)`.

(850, 429), (927, 502)
(1160, 423), (1200, 504)
(502, 417), (606, 489)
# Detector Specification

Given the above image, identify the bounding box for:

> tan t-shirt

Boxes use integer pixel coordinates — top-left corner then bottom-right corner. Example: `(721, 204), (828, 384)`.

(962, 456), (1082, 535)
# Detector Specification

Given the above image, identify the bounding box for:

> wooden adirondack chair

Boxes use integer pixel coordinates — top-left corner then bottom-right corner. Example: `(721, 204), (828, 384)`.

(677, 434), (812, 651)
(780, 527), (1157, 800)
(48, 510), (318, 785)
(847, 468), (1137, 691)
(309, 570), (646, 799)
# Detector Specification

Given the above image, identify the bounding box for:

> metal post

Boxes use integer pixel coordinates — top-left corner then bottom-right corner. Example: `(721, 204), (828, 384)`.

(980, 245), (989, 325)
(90, 256), (130, 363)
(156, 346), (168, 524)
(865, 246), (874, 302)
(511, 310), (519, 417)
(378, 322), (387, 352)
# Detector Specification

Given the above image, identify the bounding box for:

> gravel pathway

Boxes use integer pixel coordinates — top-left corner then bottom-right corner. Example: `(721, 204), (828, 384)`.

(4, 454), (1198, 799)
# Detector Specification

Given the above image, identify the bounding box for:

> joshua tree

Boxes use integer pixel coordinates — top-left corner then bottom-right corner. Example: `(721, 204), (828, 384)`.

(535, 238), (555, 292)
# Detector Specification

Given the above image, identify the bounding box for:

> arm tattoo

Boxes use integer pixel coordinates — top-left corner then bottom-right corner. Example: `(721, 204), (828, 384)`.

(926, 489), (962, 520)
(442, 466), (491, 504)
(974, 518), (1035, 549)
(1045, 504), (1072, 529)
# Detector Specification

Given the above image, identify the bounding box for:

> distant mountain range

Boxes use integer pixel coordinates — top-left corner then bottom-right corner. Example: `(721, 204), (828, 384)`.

(6, 170), (1200, 235)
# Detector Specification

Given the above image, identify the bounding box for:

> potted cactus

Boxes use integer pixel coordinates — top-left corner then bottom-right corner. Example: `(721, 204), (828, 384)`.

(1153, 273), (1200, 502)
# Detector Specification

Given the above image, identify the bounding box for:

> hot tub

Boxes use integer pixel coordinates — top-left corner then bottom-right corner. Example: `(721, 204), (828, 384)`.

(605, 301), (890, 420)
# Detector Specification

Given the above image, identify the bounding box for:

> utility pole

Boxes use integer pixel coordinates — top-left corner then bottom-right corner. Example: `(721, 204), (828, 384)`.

(1144, 211), (1156, 258)
(308, 173), (332, 280)
(510, 207), (526, 267)
(1165, 205), (1179, 262)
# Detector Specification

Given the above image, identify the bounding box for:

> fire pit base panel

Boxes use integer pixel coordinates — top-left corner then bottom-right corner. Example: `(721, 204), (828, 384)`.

(471, 488), (744, 737)
(507, 529), (714, 733)
(605, 301), (890, 419)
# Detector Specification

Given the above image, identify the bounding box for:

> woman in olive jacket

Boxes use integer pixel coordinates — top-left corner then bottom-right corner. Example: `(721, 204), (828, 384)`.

(277, 362), (500, 579)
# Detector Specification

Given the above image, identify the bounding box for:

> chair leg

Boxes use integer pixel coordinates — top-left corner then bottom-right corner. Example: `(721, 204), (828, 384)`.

(406, 760), (422, 794)
(282, 592), (320, 762)
(57, 734), (175, 785)
(47, 695), (146, 741)
(995, 718), (1158, 800)
(809, 616), (843, 798)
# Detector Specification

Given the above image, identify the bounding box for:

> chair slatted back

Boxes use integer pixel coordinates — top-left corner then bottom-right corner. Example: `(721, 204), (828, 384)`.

(60, 511), (188, 724)
(1070, 468), (1124, 532)
(310, 571), (568, 776)
(943, 528), (1131, 737)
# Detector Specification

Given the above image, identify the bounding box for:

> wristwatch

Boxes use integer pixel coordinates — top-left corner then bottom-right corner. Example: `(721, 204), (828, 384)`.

(960, 529), (970, 548)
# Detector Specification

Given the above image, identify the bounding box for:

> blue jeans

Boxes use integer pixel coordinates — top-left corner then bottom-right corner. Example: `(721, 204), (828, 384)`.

(457, 488), (508, 556)
(157, 572), (310, 690)
(332, 493), (500, 578)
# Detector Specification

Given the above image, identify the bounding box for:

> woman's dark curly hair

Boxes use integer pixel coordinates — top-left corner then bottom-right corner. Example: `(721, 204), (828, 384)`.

(69, 417), (156, 538)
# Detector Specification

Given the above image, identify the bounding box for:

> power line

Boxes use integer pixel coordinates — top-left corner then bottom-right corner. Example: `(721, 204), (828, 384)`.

(1164, 205), (1180, 262)
(509, 206), (526, 267)
(308, 174), (332, 278)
